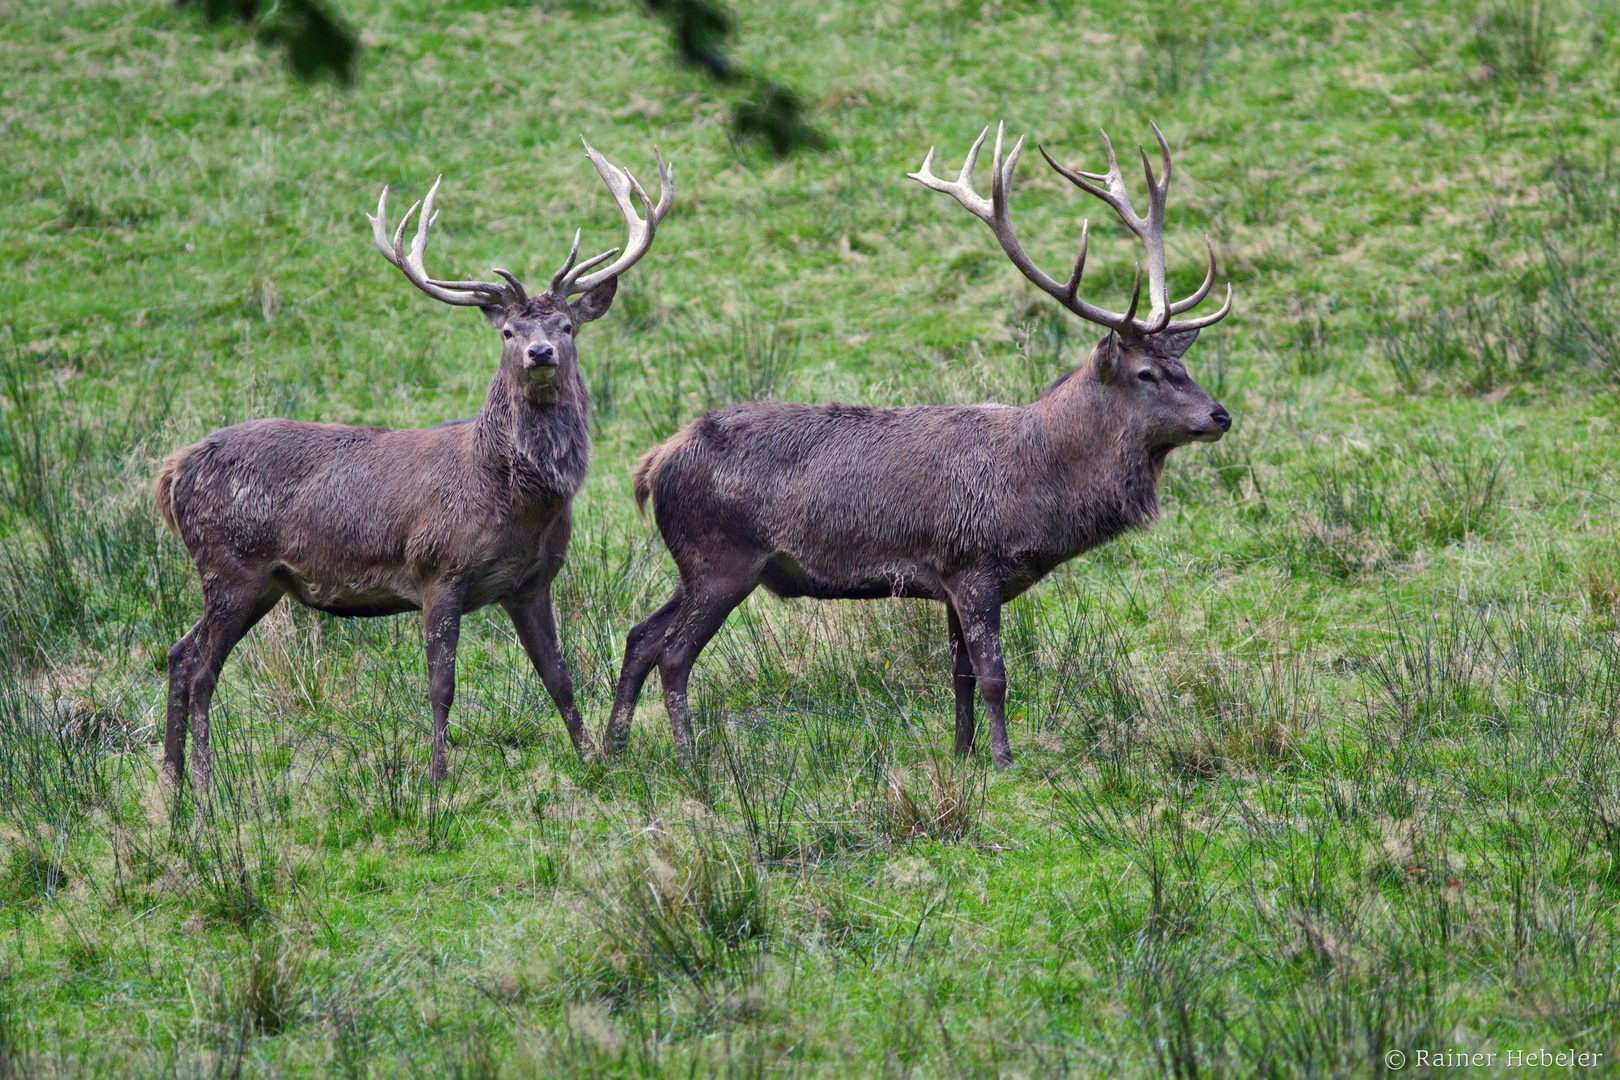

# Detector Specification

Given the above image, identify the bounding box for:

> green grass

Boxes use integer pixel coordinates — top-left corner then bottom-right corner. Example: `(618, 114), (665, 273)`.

(3, 0), (1620, 1074)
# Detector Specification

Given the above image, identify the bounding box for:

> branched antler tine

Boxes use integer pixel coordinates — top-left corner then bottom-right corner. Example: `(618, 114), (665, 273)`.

(369, 186), (404, 264)
(1062, 219), (1089, 299)
(405, 176), (444, 277)
(1149, 122), (1172, 197)
(959, 126), (989, 189)
(916, 124), (1148, 333)
(390, 200), (419, 261)
(561, 136), (675, 296)
(1039, 143), (1138, 232)
(1168, 237), (1217, 314)
(572, 246), (620, 277)
(1132, 124), (1175, 333)
(549, 229), (582, 294)
(1120, 264), (1143, 328)
(911, 146), (938, 185)
(1099, 131), (1128, 198)
(651, 148), (674, 220)
(992, 128), (1025, 211)
(1139, 144), (1161, 208)
(492, 270), (528, 306)
(1165, 283), (1233, 332)
(414, 179), (514, 305)
(623, 166), (655, 221)
(370, 178), (514, 308)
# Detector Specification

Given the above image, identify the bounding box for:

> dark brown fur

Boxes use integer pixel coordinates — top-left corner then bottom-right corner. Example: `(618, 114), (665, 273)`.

(158, 287), (616, 789)
(605, 329), (1230, 765)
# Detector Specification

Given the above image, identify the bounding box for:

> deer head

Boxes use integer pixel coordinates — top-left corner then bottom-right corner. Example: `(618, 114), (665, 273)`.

(910, 121), (1233, 449)
(366, 138), (673, 401)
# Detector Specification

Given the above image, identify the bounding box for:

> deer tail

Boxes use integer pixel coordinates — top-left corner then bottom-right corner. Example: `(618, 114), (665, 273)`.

(153, 444), (195, 539)
(632, 425), (696, 516)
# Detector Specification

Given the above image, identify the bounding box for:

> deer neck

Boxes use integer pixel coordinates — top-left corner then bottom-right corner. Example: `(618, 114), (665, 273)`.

(1033, 368), (1163, 542)
(471, 369), (590, 510)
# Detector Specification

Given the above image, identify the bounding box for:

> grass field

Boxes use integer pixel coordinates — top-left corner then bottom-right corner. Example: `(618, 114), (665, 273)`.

(3, 0), (1620, 1074)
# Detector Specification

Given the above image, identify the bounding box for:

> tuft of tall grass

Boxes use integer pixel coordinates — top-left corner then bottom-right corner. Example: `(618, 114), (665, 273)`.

(1291, 443), (1506, 576)
(1378, 289), (1542, 394)
(1468, 0), (1557, 85)
(872, 754), (985, 844)
(1379, 149), (1620, 393)
(0, 981), (28, 1080)
(579, 829), (772, 1006)
(0, 342), (190, 671)
(0, 840), (61, 910)
(0, 678), (124, 883)
(1156, 651), (1318, 777)
(1364, 605), (1505, 742)
(212, 932), (308, 1039)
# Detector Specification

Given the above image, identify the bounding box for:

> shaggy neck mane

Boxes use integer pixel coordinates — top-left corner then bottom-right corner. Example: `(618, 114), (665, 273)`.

(470, 368), (590, 510)
(1034, 362), (1164, 550)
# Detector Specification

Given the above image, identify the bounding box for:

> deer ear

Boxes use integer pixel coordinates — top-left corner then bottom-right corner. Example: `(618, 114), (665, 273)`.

(1161, 328), (1200, 360)
(1094, 331), (1121, 380)
(480, 306), (508, 328)
(571, 276), (619, 324)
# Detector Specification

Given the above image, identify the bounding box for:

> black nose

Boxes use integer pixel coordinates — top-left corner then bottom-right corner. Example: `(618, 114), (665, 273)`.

(1211, 406), (1232, 432)
(526, 343), (556, 368)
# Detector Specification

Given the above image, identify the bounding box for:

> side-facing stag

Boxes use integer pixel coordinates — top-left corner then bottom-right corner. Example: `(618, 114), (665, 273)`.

(155, 139), (672, 788)
(603, 122), (1230, 766)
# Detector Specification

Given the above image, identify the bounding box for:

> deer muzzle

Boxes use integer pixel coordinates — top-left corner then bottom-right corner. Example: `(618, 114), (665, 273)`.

(525, 342), (558, 381)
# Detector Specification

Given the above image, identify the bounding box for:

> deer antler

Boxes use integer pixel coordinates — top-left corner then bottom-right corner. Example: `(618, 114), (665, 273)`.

(368, 177), (526, 310)
(549, 138), (674, 298)
(910, 122), (1231, 339)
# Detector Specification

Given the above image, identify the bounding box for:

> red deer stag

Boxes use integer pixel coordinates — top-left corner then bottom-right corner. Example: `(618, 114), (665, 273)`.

(602, 123), (1229, 766)
(155, 139), (672, 788)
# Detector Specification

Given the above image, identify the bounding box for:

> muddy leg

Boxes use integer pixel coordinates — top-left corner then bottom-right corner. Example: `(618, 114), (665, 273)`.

(423, 586), (465, 782)
(507, 591), (593, 755)
(163, 620), (204, 787)
(186, 578), (282, 791)
(600, 591), (685, 757)
(944, 582), (1012, 769)
(946, 604), (977, 757)
(656, 581), (757, 760)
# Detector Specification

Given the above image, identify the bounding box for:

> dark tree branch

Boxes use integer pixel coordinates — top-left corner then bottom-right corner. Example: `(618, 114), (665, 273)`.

(183, 0), (358, 84)
(177, 0), (828, 156)
(637, 0), (829, 157)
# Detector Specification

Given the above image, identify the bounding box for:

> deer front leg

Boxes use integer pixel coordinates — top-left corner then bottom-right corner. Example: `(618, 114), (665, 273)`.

(423, 587), (466, 782)
(946, 604), (977, 758)
(506, 593), (594, 756)
(944, 582), (1012, 769)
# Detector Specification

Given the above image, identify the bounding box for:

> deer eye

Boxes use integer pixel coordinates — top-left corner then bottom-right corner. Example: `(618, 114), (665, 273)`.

(1137, 370), (1157, 384)
(502, 328), (513, 339)
(560, 322), (574, 335)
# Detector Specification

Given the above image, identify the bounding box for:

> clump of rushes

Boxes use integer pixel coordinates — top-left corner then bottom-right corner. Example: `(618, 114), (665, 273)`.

(579, 828), (771, 1006)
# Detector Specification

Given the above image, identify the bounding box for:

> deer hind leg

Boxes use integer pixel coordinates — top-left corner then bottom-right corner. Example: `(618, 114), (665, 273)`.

(602, 589), (685, 757)
(656, 572), (761, 760)
(185, 568), (282, 792)
(506, 591), (594, 756)
(944, 581), (1013, 769)
(946, 604), (977, 758)
(422, 586), (466, 782)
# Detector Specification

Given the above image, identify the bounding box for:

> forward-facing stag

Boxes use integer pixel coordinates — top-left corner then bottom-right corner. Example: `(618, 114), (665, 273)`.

(156, 139), (672, 788)
(603, 122), (1229, 766)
